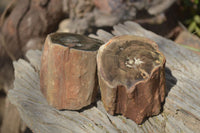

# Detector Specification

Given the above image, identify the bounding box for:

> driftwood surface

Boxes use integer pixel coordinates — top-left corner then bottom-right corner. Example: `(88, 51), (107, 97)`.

(8, 21), (200, 133)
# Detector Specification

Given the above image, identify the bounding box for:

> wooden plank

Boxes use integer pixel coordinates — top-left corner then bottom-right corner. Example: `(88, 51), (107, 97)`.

(8, 21), (200, 133)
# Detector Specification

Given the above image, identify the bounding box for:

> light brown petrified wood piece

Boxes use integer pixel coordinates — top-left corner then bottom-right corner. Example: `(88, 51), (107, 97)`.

(40, 33), (102, 110)
(97, 35), (166, 124)
(7, 21), (200, 133)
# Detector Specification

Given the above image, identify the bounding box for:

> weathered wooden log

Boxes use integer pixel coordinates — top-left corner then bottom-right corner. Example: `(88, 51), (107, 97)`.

(97, 35), (166, 124)
(7, 21), (200, 133)
(40, 33), (103, 110)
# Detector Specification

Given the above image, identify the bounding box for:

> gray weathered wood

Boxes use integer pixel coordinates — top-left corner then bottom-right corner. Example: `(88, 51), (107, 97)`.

(8, 21), (200, 133)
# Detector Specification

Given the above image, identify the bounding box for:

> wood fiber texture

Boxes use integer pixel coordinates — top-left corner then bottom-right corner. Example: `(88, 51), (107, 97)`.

(40, 33), (102, 110)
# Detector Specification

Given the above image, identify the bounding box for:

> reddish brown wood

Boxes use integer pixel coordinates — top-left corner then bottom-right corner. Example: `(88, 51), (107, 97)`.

(40, 33), (102, 110)
(97, 35), (166, 124)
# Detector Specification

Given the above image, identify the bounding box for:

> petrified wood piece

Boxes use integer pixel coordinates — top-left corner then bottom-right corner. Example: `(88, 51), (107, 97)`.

(40, 33), (102, 110)
(7, 21), (200, 133)
(97, 35), (166, 124)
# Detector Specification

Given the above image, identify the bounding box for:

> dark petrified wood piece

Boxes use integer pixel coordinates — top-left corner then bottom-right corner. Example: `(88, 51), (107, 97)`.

(97, 35), (166, 124)
(40, 33), (103, 110)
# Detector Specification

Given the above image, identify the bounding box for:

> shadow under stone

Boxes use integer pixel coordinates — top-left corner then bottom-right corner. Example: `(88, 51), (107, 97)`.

(160, 67), (177, 113)
(165, 67), (177, 97)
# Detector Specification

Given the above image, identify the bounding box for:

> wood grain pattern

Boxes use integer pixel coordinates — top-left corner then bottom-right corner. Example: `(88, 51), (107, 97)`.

(8, 21), (200, 133)
(40, 33), (102, 110)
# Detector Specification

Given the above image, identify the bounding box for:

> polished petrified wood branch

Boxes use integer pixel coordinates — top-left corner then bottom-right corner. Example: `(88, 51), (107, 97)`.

(97, 35), (166, 124)
(40, 33), (103, 110)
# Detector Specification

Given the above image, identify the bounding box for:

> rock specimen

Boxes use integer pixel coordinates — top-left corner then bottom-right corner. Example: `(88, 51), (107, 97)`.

(40, 33), (103, 110)
(97, 35), (166, 124)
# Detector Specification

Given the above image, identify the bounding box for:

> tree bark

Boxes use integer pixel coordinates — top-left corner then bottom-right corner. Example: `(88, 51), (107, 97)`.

(97, 35), (166, 124)
(40, 33), (103, 110)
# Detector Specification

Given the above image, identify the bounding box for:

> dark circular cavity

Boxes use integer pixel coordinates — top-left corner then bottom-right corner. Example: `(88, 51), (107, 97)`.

(50, 33), (103, 51)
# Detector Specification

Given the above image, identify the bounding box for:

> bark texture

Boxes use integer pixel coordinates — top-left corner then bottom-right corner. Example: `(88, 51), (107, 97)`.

(97, 35), (166, 124)
(40, 33), (102, 110)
